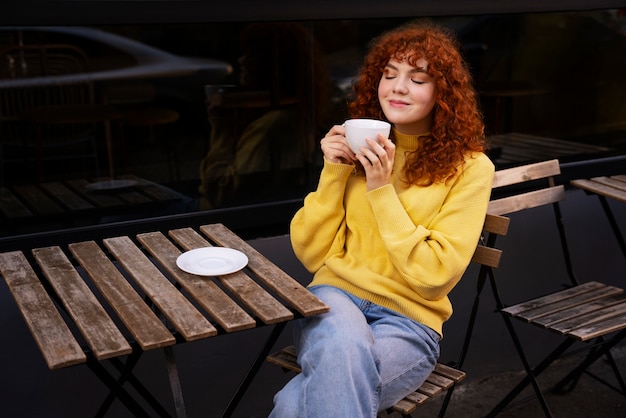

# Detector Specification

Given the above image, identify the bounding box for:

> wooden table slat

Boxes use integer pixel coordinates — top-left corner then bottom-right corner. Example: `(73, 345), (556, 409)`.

(486, 133), (609, 164)
(112, 189), (153, 205)
(218, 270), (294, 324)
(0, 251), (86, 369)
(592, 176), (626, 192)
(571, 177), (626, 204)
(138, 183), (182, 202)
(137, 231), (257, 332)
(40, 182), (94, 211)
(69, 241), (176, 350)
(103, 236), (217, 341)
(123, 175), (182, 202)
(168, 227), (294, 324)
(0, 187), (33, 218)
(31, 246), (132, 360)
(199, 223), (329, 317)
(0, 176), (184, 226)
(13, 184), (64, 215)
(65, 179), (126, 208)
(0, 220), (330, 403)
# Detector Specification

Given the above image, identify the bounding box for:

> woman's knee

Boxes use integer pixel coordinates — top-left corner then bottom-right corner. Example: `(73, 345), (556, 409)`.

(269, 375), (302, 418)
(298, 287), (370, 342)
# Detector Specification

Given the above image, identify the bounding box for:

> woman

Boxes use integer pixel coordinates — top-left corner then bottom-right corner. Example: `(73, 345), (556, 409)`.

(270, 22), (494, 417)
(198, 22), (331, 209)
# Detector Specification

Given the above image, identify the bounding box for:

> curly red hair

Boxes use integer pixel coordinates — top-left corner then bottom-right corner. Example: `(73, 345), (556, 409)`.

(348, 22), (486, 185)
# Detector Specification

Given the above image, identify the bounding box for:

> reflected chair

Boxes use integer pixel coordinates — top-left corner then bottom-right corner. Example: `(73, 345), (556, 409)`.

(0, 44), (101, 184)
(102, 83), (180, 180)
(441, 159), (626, 417)
(0, 43), (89, 78)
(0, 82), (103, 184)
(266, 211), (510, 417)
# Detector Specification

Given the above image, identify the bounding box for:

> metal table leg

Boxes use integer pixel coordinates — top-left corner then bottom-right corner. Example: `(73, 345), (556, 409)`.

(165, 345), (188, 418)
(221, 321), (288, 418)
(88, 350), (173, 418)
(598, 195), (626, 259)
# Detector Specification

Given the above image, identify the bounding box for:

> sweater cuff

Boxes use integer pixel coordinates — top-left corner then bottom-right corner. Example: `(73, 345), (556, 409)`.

(322, 157), (355, 178)
(367, 184), (420, 235)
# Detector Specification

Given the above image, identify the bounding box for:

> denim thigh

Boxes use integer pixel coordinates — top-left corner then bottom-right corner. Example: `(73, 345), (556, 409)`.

(297, 285), (441, 411)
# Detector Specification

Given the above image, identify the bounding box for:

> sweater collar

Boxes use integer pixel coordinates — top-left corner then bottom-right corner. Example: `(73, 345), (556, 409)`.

(392, 128), (429, 151)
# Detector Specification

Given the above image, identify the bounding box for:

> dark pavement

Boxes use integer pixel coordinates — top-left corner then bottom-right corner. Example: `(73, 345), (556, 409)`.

(1, 186), (625, 417)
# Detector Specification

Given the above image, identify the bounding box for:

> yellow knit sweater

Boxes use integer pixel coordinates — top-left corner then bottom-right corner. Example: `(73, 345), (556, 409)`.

(290, 130), (495, 337)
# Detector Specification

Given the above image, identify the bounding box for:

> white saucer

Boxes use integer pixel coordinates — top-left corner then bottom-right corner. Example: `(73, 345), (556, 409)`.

(86, 179), (138, 191)
(176, 247), (248, 276)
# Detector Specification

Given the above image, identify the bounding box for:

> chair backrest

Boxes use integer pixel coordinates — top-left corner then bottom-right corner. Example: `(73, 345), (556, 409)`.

(489, 159), (565, 216)
(488, 158), (579, 292)
(0, 44), (97, 183)
(0, 43), (90, 78)
(448, 210), (510, 377)
(0, 82), (96, 147)
(0, 43), (95, 136)
(472, 212), (510, 270)
(443, 159), (572, 406)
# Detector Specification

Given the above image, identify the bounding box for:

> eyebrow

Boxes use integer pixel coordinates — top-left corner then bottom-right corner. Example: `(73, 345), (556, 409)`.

(385, 62), (428, 74)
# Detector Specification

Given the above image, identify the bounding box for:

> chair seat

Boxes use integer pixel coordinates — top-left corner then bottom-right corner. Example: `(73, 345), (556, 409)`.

(266, 345), (466, 416)
(501, 281), (626, 341)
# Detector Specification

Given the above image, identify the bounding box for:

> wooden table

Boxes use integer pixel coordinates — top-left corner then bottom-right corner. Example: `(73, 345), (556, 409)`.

(486, 132), (610, 166)
(0, 175), (182, 232)
(571, 175), (626, 259)
(0, 222), (329, 417)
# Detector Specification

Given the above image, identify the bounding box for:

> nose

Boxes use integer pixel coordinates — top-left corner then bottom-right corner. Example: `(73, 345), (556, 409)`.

(392, 77), (409, 94)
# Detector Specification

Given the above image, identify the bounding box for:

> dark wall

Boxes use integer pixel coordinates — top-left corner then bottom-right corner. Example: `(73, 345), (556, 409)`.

(4, 0), (626, 25)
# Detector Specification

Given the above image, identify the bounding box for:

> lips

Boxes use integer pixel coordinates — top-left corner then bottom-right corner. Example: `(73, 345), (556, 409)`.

(389, 99), (409, 107)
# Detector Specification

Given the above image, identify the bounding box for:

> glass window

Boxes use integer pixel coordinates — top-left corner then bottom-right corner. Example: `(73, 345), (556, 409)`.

(0, 9), (624, 237)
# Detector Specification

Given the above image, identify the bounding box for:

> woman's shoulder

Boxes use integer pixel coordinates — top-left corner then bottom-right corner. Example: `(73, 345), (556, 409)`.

(462, 151), (495, 176)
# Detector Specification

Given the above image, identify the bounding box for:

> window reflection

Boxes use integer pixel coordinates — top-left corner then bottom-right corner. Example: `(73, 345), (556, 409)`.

(462, 13), (626, 138)
(198, 22), (333, 209)
(0, 10), (624, 237)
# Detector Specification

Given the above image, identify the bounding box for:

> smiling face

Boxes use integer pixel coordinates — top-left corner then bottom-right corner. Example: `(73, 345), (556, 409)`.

(378, 57), (437, 135)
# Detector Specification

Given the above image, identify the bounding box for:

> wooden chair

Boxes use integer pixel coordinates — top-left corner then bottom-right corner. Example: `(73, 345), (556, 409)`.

(0, 43), (90, 78)
(102, 83), (180, 180)
(445, 159), (626, 417)
(266, 211), (510, 417)
(0, 44), (101, 183)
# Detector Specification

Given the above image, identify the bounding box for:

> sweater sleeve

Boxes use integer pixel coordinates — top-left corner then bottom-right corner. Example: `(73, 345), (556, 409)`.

(290, 159), (355, 273)
(367, 153), (495, 300)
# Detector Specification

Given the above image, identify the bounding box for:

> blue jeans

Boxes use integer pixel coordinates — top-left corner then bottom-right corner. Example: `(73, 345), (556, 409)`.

(269, 285), (440, 418)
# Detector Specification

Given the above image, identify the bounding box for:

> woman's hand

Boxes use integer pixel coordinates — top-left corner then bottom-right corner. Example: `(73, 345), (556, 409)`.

(355, 135), (396, 191)
(320, 125), (356, 164)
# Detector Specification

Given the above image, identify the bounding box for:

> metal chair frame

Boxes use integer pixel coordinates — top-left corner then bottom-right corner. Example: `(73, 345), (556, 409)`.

(439, 159), (626, 417)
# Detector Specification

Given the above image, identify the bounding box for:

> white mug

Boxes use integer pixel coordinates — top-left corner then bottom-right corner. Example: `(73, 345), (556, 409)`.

(344, 119), (391, 153)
